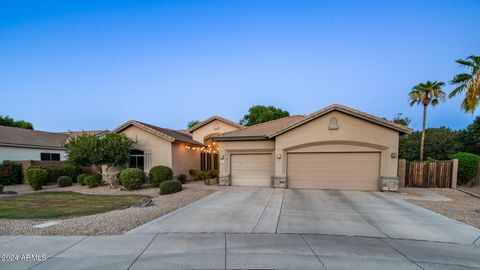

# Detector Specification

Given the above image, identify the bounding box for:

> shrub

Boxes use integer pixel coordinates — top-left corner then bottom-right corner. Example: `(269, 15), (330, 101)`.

(210, 169), (219, 179)
(77, 173), (89, 186)
(188, 169), (198, 177)
(198, 170), (211, 181)
(177, 174), (187, 184)
(26, 166), (51, 184)
(149, 166), (173, 187)
(0, 162), (22, 185)
(450, 152), (480, 184)
(57, 175), (73, 187)
(0, 184), (3, 193)
(160, 180), (182, 195)
(25, 168), (48, 190)
(59, 163), (82, 181)
(85, 174), (102, 188)
(120, 168), (145, 190)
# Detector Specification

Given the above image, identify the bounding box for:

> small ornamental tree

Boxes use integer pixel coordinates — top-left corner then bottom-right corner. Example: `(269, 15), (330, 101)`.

(65, 133), (132, 188)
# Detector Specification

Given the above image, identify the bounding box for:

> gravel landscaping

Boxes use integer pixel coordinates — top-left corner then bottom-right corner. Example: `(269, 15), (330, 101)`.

(0, 181), (219, 235)
(407, 188), (480, 229)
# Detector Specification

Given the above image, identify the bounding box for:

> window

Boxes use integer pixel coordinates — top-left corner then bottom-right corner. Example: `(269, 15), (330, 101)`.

(40, 153), (60, 161)
(200, 153), (219, 170)
(129, 149), (144, 170)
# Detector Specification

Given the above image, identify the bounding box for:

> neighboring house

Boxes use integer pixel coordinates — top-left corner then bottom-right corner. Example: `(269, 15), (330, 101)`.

(214, 104), (411, 191)
(0, 127), (108, 162)
(0, 126), (69, 162)
(110, 117), (242, 179)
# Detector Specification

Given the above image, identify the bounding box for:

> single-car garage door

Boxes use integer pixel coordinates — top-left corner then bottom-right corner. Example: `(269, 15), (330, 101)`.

(231, 154), (272, 186)
(287, 152), (380, 190)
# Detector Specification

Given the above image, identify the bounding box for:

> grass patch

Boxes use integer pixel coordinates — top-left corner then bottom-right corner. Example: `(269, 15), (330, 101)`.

(0, 191), (147, 219)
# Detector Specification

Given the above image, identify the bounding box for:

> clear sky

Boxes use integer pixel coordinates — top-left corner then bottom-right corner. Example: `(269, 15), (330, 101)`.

(0, 0), (479, 132)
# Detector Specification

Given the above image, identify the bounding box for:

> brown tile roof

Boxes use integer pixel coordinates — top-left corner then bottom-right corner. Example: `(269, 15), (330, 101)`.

(0, 126), (68, 149)
(213, 115), (306, 140)
(61, 130), (109, 137)
(111, 120), (204, 146)
(188, 115), (243, 132)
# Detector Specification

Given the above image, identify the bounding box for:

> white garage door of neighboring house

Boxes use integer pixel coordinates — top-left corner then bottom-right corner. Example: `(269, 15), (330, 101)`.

(231, 154), (273, 187)
(287, 152), (380, 190)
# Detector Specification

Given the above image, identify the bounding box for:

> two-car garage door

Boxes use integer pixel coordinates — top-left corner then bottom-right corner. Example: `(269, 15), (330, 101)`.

(287, 152), (380, 191)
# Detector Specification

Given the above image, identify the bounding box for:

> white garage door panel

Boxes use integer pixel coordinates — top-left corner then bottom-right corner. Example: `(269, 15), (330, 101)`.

(231, 154), (272, 187)
(287, 152), (380, 190)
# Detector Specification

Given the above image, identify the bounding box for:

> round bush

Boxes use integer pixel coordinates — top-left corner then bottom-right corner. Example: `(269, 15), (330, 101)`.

(85, 174), (102, 188)
(25, 168), (48, 190)
(160, 180), (183, 195)
(177, 174), (187, 184)
(26, 166), (51, 184)
(76, 173), (89, 186)
(198, 170), (211, 181)
(59, 163), (82, 181)
(120, 168), (146, 190)
(57, 175), (73, 187)
(450, 152), (480, 184)
(0, 162), (22, 185)
(149, 166), (173, 187)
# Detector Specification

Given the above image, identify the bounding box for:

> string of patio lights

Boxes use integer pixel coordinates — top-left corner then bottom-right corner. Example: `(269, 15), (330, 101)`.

(185, 142), (220, 153)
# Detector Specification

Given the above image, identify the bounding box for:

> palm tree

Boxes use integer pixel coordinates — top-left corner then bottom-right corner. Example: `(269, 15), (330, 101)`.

(409, 81), (446, 161)
(449, 55), (480, 113)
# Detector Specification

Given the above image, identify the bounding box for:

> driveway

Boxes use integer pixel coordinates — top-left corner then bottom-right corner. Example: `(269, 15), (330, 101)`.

(129, 187), (480, 244)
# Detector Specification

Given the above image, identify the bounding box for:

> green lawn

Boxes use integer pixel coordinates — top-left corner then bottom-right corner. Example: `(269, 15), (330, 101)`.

(0, 192), (147, 219)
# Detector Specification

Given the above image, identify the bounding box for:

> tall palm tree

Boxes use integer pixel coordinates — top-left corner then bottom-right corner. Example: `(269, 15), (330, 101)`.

(449, 55), (480, 113)
(409, 81), (446, 161)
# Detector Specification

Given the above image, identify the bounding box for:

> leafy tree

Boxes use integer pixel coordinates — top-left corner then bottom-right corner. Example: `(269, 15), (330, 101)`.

(457, 116), (480, 155)
(409, 81), (445, 161)
(0, 115), (33, 130)
(65, 133), (132, 188)
(187, 120), (200, 129)
(392, 113), (411, 127)
(240, 105), (290, 126)
(399, 127), (461, 161)
(449, 55), (480, 113)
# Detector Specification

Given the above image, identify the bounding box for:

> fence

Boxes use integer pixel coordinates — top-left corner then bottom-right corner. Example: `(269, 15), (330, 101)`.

(404, 160), (455, 188)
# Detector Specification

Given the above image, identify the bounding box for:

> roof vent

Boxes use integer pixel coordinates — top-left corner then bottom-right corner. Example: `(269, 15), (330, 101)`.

(328, 117), (339, 130)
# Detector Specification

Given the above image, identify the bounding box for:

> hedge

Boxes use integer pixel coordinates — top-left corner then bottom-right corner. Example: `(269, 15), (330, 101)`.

(120, 168), (145, 190)
(25, 168), (49, 190)
(450, 152), (480, 184)
(77, 173), (89, 186)
(57, 175), (73, 187)
(0, 162), (22, 185)
(149, 166), (173, 187)
(59, 163), (83, 181)
(160, 180), (182, 195)
(26, 166), (51, 184)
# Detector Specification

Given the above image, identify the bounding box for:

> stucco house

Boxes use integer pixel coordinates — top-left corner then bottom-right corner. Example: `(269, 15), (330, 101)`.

(214, 104), (411, 190)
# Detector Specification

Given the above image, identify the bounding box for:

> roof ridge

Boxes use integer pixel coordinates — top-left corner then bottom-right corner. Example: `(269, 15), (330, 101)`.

(188, 115), (243, 132)
(217, 115), (306, 137)
(0, 125), (69, 137)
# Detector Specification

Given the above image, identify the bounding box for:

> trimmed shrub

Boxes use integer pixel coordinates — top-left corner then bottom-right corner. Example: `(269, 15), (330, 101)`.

(26, 166), (51, 184)
(0, 184), (3, 193)
(120, 168), (145, 190)
(450, 152), (480, 184)
(198, 170), (211, 181)
(210, 169), (219, 179)
(77, 173), (89, 186)
(0, 162), (22, 185)
(25, 168), (48, 190)
(160, 180), (182, 195)
(177, 174), (187, 184)
(188, 169), (198, 177)
(59, 163), (82, 181)
(149, 166), (173, 187)
(85, 174), (102, 188)
(57, 175), (73, 187)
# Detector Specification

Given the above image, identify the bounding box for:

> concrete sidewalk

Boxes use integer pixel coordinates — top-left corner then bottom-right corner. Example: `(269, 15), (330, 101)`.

(2, 233), (480, 270)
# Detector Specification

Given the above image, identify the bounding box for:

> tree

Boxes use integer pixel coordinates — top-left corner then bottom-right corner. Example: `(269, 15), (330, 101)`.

(392, 113), (411, 127)
(65, 133), (132, 188)
(399, 127), (461, 161)
(187, 120), (200, 129)
(457, 116), (480, 155)
(0, 115), (33, 130)
(409, 81), (445, 161)
(449, 55), (480, 113)
(240, 105), (290, 126)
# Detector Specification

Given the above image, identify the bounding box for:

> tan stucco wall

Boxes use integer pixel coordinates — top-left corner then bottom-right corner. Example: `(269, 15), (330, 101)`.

(172, 143), (200, 180)
(192, 120), (240, 143)
(275, 111), (400, 179)
(120, 125), (172, 172)
(218, 140), (275, 177)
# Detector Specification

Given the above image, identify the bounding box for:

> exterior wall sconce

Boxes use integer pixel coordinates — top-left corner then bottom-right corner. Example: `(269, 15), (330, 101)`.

(276, 153), (282, 159)
(220, 155), (225, 160)
(391, 152), (397, 158)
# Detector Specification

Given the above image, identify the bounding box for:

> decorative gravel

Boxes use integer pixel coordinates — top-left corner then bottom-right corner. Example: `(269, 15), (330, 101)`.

(407, 188), (480, 229)
(0, 182), (219, 235)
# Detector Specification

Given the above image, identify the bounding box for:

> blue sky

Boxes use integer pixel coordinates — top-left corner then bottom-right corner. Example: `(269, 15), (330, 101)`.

(0, 0), (478, 132)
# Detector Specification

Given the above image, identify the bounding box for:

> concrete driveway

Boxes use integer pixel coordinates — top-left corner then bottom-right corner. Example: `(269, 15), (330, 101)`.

(129, 187), (480, 244)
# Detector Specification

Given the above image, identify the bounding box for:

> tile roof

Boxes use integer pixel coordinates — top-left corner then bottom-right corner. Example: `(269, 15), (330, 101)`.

(61, 130), (109, 137)
(188, 115), (243, 132)
(0, 126), (68, 149)
(213, 115), (306, 140)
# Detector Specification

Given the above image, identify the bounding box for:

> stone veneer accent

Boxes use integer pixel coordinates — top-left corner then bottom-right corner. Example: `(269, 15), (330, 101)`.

(379, 176), (399, 192)
(273, 176), (287, 188)
(219, 175), (231, 186)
